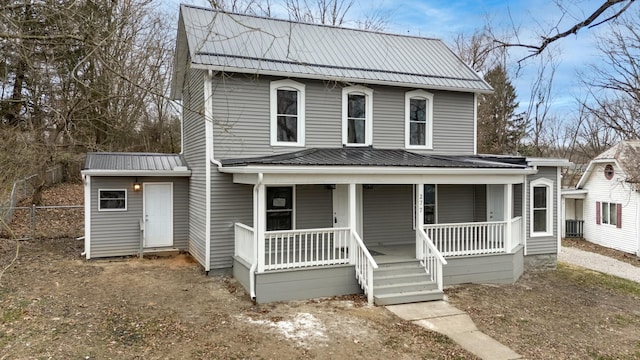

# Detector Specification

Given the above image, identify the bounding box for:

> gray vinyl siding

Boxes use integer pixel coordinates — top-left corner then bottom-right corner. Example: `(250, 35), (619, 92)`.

(296, 185), (333, 229)
(363, 185), (414, 246)
(210, 74), (476, 158)
(253, 265), (361, 303)
(443, 245), (524, 285)
(182, 68), (208, 267)
(438, 184), (476, 223)
(526, 167), (558, 255)
(90, 177), (188, 258)
(513, 183), (523, 217)
(473, 185), (487, 222)
(210, 169), (253, 269)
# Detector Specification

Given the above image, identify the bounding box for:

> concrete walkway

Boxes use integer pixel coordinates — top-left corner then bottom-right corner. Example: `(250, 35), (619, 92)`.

(387, 301), (522, 360)
(559, 246), (640, 283)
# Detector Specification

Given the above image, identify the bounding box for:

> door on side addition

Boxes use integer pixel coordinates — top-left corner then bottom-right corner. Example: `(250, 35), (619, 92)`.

(143, 183), (173, 248)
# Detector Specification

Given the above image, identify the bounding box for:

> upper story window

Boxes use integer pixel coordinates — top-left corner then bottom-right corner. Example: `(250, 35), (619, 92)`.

(342, 86), (373, 146)
(270, 79), (305, 146)
(405, 90), (433, 149)
(530, 178), (553, 236)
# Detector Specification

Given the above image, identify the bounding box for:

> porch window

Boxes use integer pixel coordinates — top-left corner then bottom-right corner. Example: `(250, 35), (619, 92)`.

(424, 184), (436, 224)
(342, 86), (373, 146)
(405, 90), (433, 149)
(270, 79), (305, 146)
(98, 189), (127, 211)
(530, 178), (553, 236)
(266, 187), (294, 231)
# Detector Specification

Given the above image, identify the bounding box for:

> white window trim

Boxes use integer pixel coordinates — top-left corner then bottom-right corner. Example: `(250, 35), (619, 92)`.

(600, 201), (618, 227)
(405, 90), (434, 149)
(529, 178), (553, 237)
(342, 85), (373, 146)
(265, 185), (296, 231)
(413, 184), (437, 229)
(98, 189), (127, 212)
(270, 79), (305, 147)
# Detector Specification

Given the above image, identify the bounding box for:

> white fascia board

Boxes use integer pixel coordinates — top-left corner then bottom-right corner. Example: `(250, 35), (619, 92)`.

(561, 189), (588, 199)
(526, 158), (572, 167)
(220, 165), (535, 176)
(80, 170), (192, 177)
(230, 171), (530, 186)
(190, 63), (493, 94)
(575, 158), (622, 189)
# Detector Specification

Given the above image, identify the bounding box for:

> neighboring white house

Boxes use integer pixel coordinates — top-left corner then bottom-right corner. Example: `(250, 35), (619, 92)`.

(562, 140), (640, 256)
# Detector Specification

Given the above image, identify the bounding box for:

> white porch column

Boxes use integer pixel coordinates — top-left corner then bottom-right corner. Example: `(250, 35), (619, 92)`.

(505, 184), (513, 252)
(348, 183), (357, 263)
(255, 182), (266, 272)
(416, 184), (424, 259)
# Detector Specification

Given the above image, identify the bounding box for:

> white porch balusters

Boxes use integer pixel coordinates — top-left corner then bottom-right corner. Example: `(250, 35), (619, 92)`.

(505, 184), (513, 253)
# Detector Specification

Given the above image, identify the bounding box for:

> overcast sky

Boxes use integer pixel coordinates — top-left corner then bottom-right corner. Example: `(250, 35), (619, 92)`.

(165, 0), (621, 117)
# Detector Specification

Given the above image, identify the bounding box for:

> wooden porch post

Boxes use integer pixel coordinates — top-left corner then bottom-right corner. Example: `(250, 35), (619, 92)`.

(416, 184), (424, 259)
(348, 183), (357, 263)
(255, 182), (266, 272)
(505, 184), (513, 252)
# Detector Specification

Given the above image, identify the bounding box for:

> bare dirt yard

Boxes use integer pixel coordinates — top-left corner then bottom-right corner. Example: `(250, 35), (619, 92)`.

(0, 239), (475, 360)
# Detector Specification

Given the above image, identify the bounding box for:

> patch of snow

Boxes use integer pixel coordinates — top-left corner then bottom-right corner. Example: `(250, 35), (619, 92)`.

(238, 313), (328, 347)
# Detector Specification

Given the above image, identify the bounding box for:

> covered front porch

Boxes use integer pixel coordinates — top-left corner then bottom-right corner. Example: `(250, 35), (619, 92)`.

(222, 148), (533, 305)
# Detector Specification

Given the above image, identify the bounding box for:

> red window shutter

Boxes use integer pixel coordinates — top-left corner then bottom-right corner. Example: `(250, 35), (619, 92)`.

(617, 203), (622, 228)
(596, 202), (601, 224)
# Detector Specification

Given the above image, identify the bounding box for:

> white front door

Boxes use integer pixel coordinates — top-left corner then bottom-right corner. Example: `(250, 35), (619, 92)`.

(144, 183), (173, 248)
(487, 184), (505, 222)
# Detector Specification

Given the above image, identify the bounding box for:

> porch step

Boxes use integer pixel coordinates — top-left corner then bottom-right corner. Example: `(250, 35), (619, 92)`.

(374, 290), (444, 306)
(372, 260), (444, 305)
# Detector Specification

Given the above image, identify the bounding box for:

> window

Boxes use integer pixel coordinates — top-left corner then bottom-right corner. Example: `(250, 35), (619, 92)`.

(604, 164), (614, 180)
(599, 201), (620, 227)
(424, 184), (436, 224)
(405, 90), (434, 149)
(99, 189), (127, 211)
(270, 80), (305, 146)
(342, 86), (373, 146)
(530, 178), (553, 236)
(266, 187), (294, 231)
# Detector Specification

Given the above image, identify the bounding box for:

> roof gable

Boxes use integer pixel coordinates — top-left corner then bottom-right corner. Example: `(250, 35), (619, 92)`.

(577, 140), (640, 189)
(171, 5), (492, 99)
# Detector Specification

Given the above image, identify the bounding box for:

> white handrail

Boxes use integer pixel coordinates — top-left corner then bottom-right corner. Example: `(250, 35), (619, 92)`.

(417, 228), (447, 291)
(424, 221), (507, 256)
(350, 229), (378, 304)
(234, 223), (255, 264)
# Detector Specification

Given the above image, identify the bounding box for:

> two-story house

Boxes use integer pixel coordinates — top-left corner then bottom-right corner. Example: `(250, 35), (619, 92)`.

(81, 5), (569, 305)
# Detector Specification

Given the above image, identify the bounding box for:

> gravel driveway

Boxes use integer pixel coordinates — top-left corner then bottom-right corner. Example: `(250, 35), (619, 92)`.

(559, 246), (640, 283)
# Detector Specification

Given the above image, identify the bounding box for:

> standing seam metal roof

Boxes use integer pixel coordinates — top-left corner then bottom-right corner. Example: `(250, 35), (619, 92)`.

(175, 4), (492, 96)
(84, 152), (189, 172)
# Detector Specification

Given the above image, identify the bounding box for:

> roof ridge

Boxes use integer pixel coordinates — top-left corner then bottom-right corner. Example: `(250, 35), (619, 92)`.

(180, 4), (442, 42)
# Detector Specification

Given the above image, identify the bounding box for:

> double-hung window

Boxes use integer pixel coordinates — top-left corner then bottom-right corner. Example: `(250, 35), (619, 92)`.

(342, 86), (373, 146)
(266, 186), (294, 231)
(530, 179), (553, 236)
(405, 90), (433, 149)
(598, 201), (620, 227)
(270, 80), (305, 146)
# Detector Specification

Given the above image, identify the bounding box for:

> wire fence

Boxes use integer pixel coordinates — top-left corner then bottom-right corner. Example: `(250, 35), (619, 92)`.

(0, 166), (67, 229)
(0, 204), (83, 240)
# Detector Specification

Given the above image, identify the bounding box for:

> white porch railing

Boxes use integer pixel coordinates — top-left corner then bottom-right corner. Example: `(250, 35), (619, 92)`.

(350, 230), (378, 304)
(263, 227), (351, 270)
(424, 221), (507, 257)
(417, 228), (447, 291)
(234, 223), (255, 264)
(510, 216), (523, 251)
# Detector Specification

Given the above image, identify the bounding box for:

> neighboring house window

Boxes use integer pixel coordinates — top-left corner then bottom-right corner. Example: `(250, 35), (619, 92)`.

(266, 186), (294, 231)
(342, 86), (373, 146)
(98, 189), (127, 211)
(270, 79), (305, 146)
(405, 90), (434, 149)
(530, 178), (553, 236)
(596, 201), (621, 228)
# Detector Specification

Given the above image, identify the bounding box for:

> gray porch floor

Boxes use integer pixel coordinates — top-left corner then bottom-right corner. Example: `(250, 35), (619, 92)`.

(368, 244), (415, 264)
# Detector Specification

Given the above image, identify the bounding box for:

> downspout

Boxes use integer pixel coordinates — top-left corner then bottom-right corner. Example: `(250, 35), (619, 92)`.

(250, 173), (263, 300)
